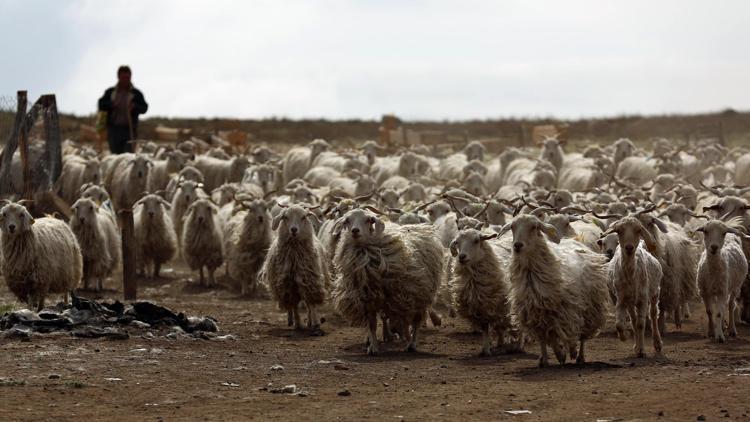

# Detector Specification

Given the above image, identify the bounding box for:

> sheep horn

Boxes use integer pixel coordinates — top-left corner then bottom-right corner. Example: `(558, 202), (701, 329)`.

(479, 232), (499, 241)
(686, 210), (710, 220)
(362, 205), (386, 215)
(276, 201), (289, 208)
(472, 201), (491, 219)
(414, 199), (437, 212)
(354, 191), (375, 203)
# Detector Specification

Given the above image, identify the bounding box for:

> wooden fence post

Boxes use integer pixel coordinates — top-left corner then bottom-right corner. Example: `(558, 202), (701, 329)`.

(119, 209), (137, 300)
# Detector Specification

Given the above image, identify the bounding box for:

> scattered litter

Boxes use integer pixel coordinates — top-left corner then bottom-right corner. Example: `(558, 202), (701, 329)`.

(270, 384), (297, 394)
(222, 382), (240, 388)
(270, 364), (284, 371)
(504, 410), (532, 415)
(338, 389), (351, 397)
(105, 378), (122, 382)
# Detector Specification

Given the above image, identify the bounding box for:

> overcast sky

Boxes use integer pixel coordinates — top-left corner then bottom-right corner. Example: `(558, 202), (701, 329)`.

(1, 0), (748, 120)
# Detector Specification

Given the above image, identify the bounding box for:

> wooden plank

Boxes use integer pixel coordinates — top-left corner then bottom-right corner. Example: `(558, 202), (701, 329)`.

(0, 91), (27, 195)
(119, 209), (138, 300)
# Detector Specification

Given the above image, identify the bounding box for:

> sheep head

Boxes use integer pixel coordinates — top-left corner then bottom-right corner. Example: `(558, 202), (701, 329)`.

(0, 202), (34, 236)
(449, 229), (498, 264)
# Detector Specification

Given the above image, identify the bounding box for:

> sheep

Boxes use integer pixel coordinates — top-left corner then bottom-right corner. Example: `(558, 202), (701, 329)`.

(165, 166), (204, 201)
(735, 153), (750, 186)
(224, 198), (272, 296)
(449, 229), (521, 356)
(694, 219), (749, 342)
(69, 198), (121, 292)
(171, 180), (207, 248)
(79, 183), (110, 205)
(331, 208), (443, 354)
(602, 216), (663, 357)
(259, 204), (330, 332)
(57, 156), (102, 205)
(181, 198), (224, 287)
(282, 139), (330, 184)
(463, 140), (486, 162)
(243, 163), (279, 194)
(147, 149), (190, 192)
(133, 194), (177, 278)
(192, 155), (250, 192)
(106, 153), (153, 211)
(499, 214), (610, 367)
(0, 201), (83, 311)
(615, 156), (657, 187)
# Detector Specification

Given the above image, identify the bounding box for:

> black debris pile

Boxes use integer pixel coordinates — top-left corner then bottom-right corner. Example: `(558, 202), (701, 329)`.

(0, 292), (219, 341)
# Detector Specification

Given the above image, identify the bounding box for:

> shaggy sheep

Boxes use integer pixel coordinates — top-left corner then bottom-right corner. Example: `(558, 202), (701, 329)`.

(58, 156), (102, 205)
(282, 139), (330, 184)
(0, 202), (83, 311)
(332, 208), (443, 354)
(133, 194), (177, 278)
(192, 155), (250, 192)
(69, 198), (121, 291)
(449, 229), (521, 356)
(171, 180), (207, 248)
(694, 219), (749, 342)
(602, 217), (663, 357)
(181, 199), (224, 287)
(499, 214), (610, 367)
(106, 153), (153, 211)
(259, 204), (329, 332)
(147, 149), (190, 192)
(224, 198), (273, 296)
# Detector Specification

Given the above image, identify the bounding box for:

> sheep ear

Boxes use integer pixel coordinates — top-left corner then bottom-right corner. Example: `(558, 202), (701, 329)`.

(637, 220), (658, 252)
(596, 239), (603, 247)
(540, 223), (561, 243)
(373, 217), (385, 236)
(271, 212), (283, 231)
(652, 217), (668, 233)
(496, 222), (511, 237)
(449, 240), (458, 257)
(332, 217), (344, 237)
(307, 212), (321, 226)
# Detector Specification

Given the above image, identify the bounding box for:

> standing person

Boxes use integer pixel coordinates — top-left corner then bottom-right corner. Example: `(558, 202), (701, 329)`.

(97, 65), (148, 154)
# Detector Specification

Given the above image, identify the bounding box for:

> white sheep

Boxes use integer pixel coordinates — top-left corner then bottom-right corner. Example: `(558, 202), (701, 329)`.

(282, 139), (330, 184)
(259, 204), (329, 332)
(165, 166), (205, 202)
(0, 201), (83, 310)
(499, 214), (610, 367)
(133, 194), (177, 278)
(694, 219), (749, 342)
(57, 156), (102, 205)
(171, 179), (207, 249)
(105, 153), (153, 211)
(331, 208), (443, 354)
(602, 216), (663, 357)
(181, 198), (224, 287)
(224, 198), (273, 296)
(192, 155), (250, 192)
(147, 149), (190, 192)
(69, 197), (121, 292)
(449, 229), (522, 356)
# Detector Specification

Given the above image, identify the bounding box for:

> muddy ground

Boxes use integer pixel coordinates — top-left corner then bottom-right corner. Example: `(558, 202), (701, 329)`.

(1, 264), (749, 422)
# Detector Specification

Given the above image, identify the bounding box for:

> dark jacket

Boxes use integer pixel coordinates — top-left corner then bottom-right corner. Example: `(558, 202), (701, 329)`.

(97, 85), (148, 129)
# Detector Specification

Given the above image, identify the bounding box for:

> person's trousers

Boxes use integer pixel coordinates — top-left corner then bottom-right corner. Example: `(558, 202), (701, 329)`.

(107, 125), (135, 154)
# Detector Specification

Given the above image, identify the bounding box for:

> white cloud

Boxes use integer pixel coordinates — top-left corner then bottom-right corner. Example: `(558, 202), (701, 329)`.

(1, 0), (748, 119)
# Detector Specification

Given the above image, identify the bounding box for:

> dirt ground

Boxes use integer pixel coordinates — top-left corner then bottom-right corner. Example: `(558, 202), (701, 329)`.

(1, 264), (749, 422)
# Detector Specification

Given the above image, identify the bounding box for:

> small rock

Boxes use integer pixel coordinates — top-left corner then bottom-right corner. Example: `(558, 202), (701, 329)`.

(658, 411), (665, 417)
(333, 364), (349, 371)
(270, 364), (284, 371)
(338, 389), (351, 397)
(48, 374), (61, 379)
(697, 416), (706, 421)
(221, 382), (240, 388)
(130, 320), (151, 329)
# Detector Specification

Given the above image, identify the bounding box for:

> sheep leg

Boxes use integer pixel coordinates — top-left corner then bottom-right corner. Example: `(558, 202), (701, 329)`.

(568, 343), (578, 361)
(381, 315), (393, 342)
(97, 278), (103, 292)
(538, 338), (549, 368)
(650, 294), (663, 354)
(674, 304), (683, 330)
(728, 295), (738, 338)
(576, 340), (586, 365)
(615, 302), (629, 342)
(293, 304), (303, 330)
(367, 313), (379, 355)
(153, 262), (161, 279)
(632, 305), (646, 358)
(683, 301), (691, 319)
(287, 310), (294, 327)
(199, 267), (205, 287)
(714, 298), (726, 343)
(704, 297), (715, 339)
(479, 323), (492, 357)
(428, 308), (442, 327)
(406, 314), (421, 353)
(208, 267), (216, 287)
(307, 303), (320, 331)
(658, 302), (667, 335)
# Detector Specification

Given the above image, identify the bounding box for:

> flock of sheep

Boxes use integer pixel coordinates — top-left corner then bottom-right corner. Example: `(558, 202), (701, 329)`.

(2, 134), (750, 367)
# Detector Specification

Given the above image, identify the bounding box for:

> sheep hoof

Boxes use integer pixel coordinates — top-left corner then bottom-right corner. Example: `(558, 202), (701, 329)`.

(729, 330), (737, 338)
(406, 344), (417, 353)
(538, 358), (549, 368)
(635, 351), (645, 358)
(717, 336), (726, 343)
(616, 329), (627, 342)
(575, 355), (585, 365)
(479, 349), (492, 357)
(367, 345), (378, 356)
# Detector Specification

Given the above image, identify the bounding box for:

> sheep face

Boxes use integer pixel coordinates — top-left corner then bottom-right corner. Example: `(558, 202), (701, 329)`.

(177, 140), (196, 155)
(165, 151), (189, 172)
(129, 155), (152, 180)
(540, 139), (564, 169)
(605, 217), (655, 257)
(83, 160), (102, 185)
(463, 160), (488, 177)
(400, 183), (426, 204)
(251, 146), (273, 163)
(71, 198), (98, 225)
(449, 229), (496, 264)
(485, 201), (508, 226)
(354, 175), (376, 197)
(177, 166), (204, 183)
(398, 152), (421, 177)
(463, 141), (486, 162)
(177, 180), (203, 205)
(272, 205), (317, 240)
(426, 201), (451, 223)
(548, 190), (573, 209)
(462, 173), (486, 197)
(137, 194), (170, 220)
(613, 138), (635, 164)
(660, 204), (690, 226)
(291, 186), (317, 205)
(186, 199), (217, 226)
(360, 141), (381, 165)
(309, 139), (330, 161)
(503, 214), (560, 255)
(597, 232), (619, 261)
(241, 199), (269, 224)
(532, 170), (556, 190)
(545, 214), (579, 239)
(0, 203), (34, 236)
(378, 189), (400, 209)
(335, 208), (384, 244)
(697, 220), (734, 256)
(211, 184), (239, 206)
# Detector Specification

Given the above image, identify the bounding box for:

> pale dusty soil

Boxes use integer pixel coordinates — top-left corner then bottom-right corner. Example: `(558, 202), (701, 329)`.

(1, 264), (749, 422)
